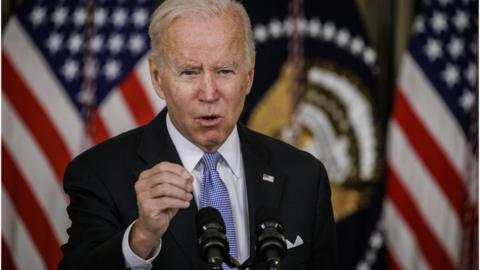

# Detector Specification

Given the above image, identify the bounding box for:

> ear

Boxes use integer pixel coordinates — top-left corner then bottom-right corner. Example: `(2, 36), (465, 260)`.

(148, 56), (166, 99)
(245, 56), (255, 95)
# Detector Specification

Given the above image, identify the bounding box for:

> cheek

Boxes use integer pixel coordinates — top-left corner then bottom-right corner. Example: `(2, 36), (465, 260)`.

(224, 92), (246, 118)
(164, 84), (196, 107)
(222, 78), (249, 98)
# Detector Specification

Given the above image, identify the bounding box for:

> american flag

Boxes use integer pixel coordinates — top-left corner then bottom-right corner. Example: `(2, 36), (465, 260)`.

(383, 0), (478, 269)
(2, 1), (165, 269)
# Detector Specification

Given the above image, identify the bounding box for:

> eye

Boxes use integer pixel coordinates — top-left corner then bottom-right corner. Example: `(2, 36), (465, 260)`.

(180, 70), (198, 76)
(218, 69), (234, 75)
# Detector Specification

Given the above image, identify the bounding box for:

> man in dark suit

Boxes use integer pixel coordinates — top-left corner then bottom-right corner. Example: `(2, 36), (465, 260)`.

(59, 0), (337, 269)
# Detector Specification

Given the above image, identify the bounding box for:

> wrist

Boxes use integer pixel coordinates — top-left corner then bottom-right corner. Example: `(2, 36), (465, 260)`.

(129, 221), (161, 259)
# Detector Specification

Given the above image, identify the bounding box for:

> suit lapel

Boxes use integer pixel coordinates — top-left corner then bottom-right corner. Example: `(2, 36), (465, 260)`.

(136, 109), (201, 268)
(238, 125), (285, 257)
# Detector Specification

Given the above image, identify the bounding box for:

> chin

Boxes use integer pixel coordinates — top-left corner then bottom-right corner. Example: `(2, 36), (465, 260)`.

(198, 134), (226, 151)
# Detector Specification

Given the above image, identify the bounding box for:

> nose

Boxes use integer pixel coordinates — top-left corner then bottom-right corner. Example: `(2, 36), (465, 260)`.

(199, 73), (219, 103)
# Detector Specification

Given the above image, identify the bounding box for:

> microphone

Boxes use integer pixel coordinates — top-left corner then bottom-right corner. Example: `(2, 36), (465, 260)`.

(255, 207), (287, 270)
(196, 207), (240, 270)
(196, 207), (229, 269)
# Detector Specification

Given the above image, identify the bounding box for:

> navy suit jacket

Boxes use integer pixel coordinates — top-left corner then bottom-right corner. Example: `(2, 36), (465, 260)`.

(59, 109), (338, 269)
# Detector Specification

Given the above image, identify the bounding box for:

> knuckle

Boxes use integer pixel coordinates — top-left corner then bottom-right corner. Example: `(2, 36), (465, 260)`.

(134, 180), (143, 193)
(157, 162), (169, 171)
(156, 184), (168, 196)
(138, 170), (148, 180)
(181, 170), (192, 180)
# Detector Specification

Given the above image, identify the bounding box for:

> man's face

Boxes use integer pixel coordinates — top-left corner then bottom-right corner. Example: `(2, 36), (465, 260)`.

(149, 12), (254, 152)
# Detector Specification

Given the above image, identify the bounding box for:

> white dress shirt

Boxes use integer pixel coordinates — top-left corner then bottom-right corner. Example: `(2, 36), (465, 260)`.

(123, 113), (250, 269)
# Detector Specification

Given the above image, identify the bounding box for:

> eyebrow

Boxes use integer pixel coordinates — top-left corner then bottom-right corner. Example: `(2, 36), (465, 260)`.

(216, 62), (239, 69)
(175, 62), (239, 71)
(174, 64), (202, 72)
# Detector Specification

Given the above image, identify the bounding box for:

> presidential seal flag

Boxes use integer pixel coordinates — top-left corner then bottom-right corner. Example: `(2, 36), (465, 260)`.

(2, 1), (163, 269)
(242, 0), (385, 269)
(383, 0), (478, 269)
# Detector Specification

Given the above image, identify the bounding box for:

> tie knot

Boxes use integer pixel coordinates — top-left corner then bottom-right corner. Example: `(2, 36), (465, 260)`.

(202, 152), (221, 171)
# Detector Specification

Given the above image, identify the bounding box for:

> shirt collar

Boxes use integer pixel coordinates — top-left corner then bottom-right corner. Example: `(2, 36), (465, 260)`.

(166, 113), (242, 177)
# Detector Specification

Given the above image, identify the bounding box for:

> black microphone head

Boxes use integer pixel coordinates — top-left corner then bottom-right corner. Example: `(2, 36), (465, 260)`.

(196, 207), (226, 236)
(255, 207), (281, 226)
(255, 206), (287, 266)
(195, 207), (230, 268)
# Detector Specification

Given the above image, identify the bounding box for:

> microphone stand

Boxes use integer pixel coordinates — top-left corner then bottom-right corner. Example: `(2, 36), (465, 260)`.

(238, 256), (281, 270)
(225, 255), (242, 269)
(205, 250), (281, 270)
(207, 255), (241, 270)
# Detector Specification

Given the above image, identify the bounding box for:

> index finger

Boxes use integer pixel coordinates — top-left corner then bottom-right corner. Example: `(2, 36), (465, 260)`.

(139, 162), (192, 181)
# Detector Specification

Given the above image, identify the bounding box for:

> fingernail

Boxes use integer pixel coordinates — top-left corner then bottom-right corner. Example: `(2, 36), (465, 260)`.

(184, 201), (190, 208)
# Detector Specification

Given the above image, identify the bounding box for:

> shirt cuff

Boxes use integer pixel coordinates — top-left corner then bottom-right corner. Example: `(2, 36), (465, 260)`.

(122, 221), (162, 269)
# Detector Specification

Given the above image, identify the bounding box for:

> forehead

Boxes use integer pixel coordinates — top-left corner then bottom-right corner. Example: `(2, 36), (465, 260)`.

(162, 13), (244, 65)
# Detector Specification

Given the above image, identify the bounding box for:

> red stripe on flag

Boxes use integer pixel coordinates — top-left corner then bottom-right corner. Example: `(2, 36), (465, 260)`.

(90, 112), (110, 145)
(2, 238), (17, 270)
(120, 73), (156, 126)
(394, 89), (465, 218)
(2, 54), (71, 181)
(2, 147), (62, 270)
(387, 166), (455, 270)
(386, 248), (403, 270)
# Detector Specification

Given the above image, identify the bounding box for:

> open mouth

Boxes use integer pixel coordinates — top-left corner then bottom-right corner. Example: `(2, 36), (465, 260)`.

(202, 115), (218, 120)
(197, 114), (222, 126)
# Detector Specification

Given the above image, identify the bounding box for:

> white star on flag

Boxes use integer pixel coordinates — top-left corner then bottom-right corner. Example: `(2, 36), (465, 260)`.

(61, 59), (79, 81)
(94, 8), (108, 27)
(413, 15), (425, 33)
(29, 6), (46, 27)
(459, 89), (475, 112)
(52, 7), (69, 27)
(73, 7), (86, 28)
(46, 32), (63, 54)
(132, 8), (149, 27)
(128, 34), (146, 54)
(442, 63), (460, 87)
(447, 37), (464, 59)
(453, 10), (469, 32)
(112, 8), (128, 28)
(68, 34), (83, 54)
(430, 12), (448, 33)
(103, 59), (121, 80)
(424, 38), (443, 61)
(465, 62), (477, 86)
(108, 34), (124, 54)
(89, 35), (104, 53)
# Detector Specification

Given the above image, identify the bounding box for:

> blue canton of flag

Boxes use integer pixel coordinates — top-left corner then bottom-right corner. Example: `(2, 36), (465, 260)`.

(409, 0), (477, 134)
(18, 0), (154, 115)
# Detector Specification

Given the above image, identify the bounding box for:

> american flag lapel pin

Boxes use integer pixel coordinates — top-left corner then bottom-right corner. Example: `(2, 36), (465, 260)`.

(262, 173), (275, 183)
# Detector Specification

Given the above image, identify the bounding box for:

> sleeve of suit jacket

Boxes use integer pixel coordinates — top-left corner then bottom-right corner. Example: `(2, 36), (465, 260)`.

(58, 156), (128, 270)
(311, 161), (338, 269)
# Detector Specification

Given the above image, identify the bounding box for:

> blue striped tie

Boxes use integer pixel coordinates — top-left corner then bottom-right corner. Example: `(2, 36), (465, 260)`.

(199, 152), (238, 269)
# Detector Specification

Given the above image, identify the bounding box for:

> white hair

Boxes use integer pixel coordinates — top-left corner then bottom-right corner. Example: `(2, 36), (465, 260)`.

(148, 0), (256, 69)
